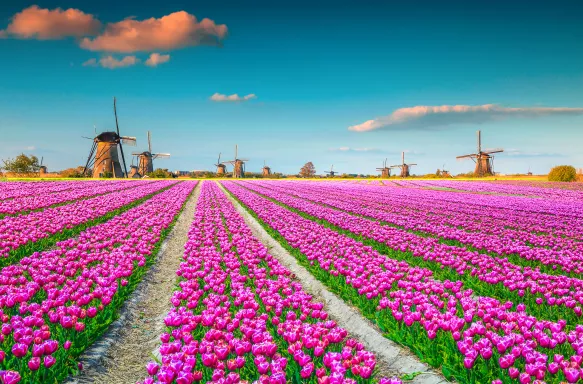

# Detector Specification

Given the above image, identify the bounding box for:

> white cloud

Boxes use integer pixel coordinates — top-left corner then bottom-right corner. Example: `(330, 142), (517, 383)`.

(349, 104), (583, 132)
(210, 93), (256, 102)
(82, 55), (139, 69)
(145, 52), (170, 67)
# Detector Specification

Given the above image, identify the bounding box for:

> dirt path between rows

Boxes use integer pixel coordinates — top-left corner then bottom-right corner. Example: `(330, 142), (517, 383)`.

(68, 182), (200, 384)
(218, 182), (448, 384)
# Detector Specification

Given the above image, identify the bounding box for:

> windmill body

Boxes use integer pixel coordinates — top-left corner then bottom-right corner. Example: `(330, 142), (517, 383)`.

(390, 152), (416, 178)
(39, 157), (47, 176)
(215, 153), (227, 176)
(131, 131), (170, 178)
(92, 132), (125, 178)
(83, 98), (136, 178)
(456, 130), (503, 177)
(262, 161), (272, 177)
(376, 158), (391, 178)
(224, 145), (249, 178)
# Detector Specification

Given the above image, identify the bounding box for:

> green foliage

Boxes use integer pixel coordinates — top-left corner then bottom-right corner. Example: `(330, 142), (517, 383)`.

(548, 165), (577, 182)
(149, 168), (173, 178)
(60, 166), (87, 178)
(1, 153), (40, 175)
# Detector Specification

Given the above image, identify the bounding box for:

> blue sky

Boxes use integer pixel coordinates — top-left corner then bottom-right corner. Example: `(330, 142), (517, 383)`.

(1, 0), (582, 175)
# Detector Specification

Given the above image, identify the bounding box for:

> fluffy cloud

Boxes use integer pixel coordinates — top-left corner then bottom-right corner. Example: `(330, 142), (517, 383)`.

(145, 53), (170, 67)
(83, 56), (139, 69)
(349, 104), (583, 132)
(210, 93), (256, 102)
(2, 6), (101, 39)
(80, 11), (227, 53)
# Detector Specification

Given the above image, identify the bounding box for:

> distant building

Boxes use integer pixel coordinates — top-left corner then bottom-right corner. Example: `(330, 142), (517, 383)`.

(174, 170), (191, 176)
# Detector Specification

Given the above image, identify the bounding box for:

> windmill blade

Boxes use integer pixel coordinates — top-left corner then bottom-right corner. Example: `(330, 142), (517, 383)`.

(147, 131), (152, 153)
(408, 163), (418, 166)
(131, 152), (142, 156)
(482, 148), (504, 155)
(82, 136), (94, 140)
(152, 153), (170, 159)
(113, 97), (129, 178)
(40, 157), (44, 167)
(83, 142), (98, 176)
(120, 136), (137, 146)
(239, 159), (250, 162)
(218, 152), (221, 165)
(456, 154), (477, 160)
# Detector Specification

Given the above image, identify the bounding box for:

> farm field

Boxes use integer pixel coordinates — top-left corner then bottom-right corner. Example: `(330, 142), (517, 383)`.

(0, 179), (582, 384)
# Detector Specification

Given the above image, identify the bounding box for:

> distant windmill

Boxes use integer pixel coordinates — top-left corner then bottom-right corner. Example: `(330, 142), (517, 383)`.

(215, 153), (227, 176)
(39, 157), (47, 176)
(262, 160), (272, 177)
(456, 130), (503, 177)
(441, 163), (451, 177)
(376, 158), (391, 178)
(527, 166), (533, 176)
(325, 165), (338, 177)
(130, 131), (170, 178)
(224, 145), (249, 178)
(390, 152), (417, 177)
(83, 97), (137, 178)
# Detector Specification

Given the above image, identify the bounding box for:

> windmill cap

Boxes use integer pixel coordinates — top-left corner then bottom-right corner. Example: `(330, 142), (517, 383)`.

(96, 131), (120, 142)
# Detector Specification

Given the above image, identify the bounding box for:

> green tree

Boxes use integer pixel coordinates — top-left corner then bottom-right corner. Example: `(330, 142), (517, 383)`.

(548, 165), (577, 182)
(1, 153), (41, 176)
(149, 168), (173, 178)
(299, 162), (316, 178)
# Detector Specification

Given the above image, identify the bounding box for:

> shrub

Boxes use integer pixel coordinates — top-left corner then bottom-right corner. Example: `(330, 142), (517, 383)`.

(548, 165), (577, 182)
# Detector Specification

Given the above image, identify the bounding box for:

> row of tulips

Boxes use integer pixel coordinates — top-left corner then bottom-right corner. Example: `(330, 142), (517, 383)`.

(0, 181), (196, 383)
(0, 181), (105, 201)
(0, 180), (175, 263)
(0, 180), (142, 217)
(223, 180), (583, 384)
(255, 180), (583, 275)
(402, 180), (583, 201)
(237, 181), (583, 326)
(141, 181), (402, 384)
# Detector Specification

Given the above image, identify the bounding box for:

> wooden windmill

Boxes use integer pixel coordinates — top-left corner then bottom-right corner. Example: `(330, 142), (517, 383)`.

(215, 153), (227, 176)
(456, 130), (503, 177)
(83, 97), (136, 178)
(390, 152), (416, 177)
(376, 158), (391, 178)
(324, 165), (338, 177)
(262, 160), (272, 177)
(131, 131), (170, 177)
(39, 157), (47, 176)
(224, 145), (249, 178)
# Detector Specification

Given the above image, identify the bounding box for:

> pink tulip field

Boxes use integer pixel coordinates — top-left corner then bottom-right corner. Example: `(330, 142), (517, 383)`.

(220, 179), (583, 384)
(0, 178), (582, 384)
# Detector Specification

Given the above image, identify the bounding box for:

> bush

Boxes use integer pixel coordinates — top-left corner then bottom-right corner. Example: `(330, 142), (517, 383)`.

(548, 165), (577, 182)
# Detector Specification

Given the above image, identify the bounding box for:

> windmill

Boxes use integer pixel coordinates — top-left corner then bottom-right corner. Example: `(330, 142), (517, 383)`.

(527, 166), (533, 176)
(390, 152), (417, 177)
(456, 130), (503, 177)
(376, 158), (391, 178)
(224, 145), (249, 178)
(39, 157), (47, 176)
(215, 153), (227, 176)
(130, 131), (170, 178)
(440, 163), (451, 177)
(324, 165), (338, 177)
(262, 160), (272, 177)
(83, 97), (136, 178)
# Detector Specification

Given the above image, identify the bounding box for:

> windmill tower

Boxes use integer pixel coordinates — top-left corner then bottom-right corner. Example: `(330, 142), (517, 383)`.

(39, 157), (47, 176)
(376, 158), (391, 178)
(131, 131), (170, 177)
(325, 165), (338, 177)
(215, 153), (227, 176)
(83, 97), (136, 178)
(262, 160), (272, 177)
(456, 130), (503, 177)
(390, 152), (417, 177)
(224, 145), (249, 178)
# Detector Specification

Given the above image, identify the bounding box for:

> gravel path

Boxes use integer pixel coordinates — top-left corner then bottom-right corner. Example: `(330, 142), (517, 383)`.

(218, 182), (448, 384)
(67, 182), (201, 384)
